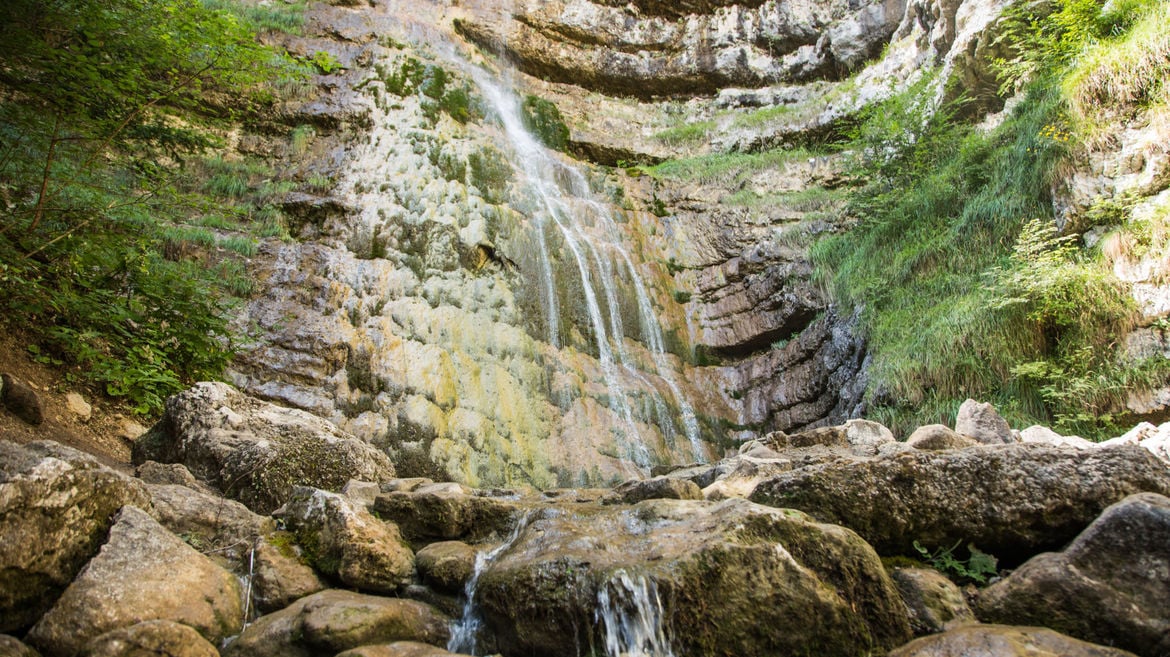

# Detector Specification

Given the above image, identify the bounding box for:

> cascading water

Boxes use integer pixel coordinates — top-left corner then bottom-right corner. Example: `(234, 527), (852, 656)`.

(448, 515), (532, 655)
(464, 63), (707, 466)
(596, 570), (676, 657)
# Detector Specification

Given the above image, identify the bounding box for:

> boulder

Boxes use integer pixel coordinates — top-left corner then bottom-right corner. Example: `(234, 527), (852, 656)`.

(954, 399), (1016, 444)
(147, 483), (274, 561)
(1019, 425), (1094, 449)
(749, 444), (1170, 561)
(372, 483), (521, 545)
(906, 424), (980, 451)
(890, 567), (975, 635)
(275, 487), (414, 593)
(64, 393), (92, 422)
(27, 506), (242, 657)
(415, 541), (477, 593)
(975, 493), (1170, 657)
(843, 419), (897, 456)
(476, 498), (912, 657)
(0, 441), (150, 632)
(250, 532), (327, 614)
(80, 620), (219, 657)
(133, 382), (395, 513)
(604, 476), (703, 504)
(1, 374), (44, 425)
(135, 461), (204, 488)
(702, 455), (792, 500)
(887, 624), (1139, 657)
(224, 590), (450, 657)
(0, 635), (41, 657)
(335, 643), (459, 657)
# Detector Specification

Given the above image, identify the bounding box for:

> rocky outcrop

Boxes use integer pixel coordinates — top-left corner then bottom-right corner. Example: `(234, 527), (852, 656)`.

(476, 498), (912, 657)
(887, 625), (1139, 657)
(749, 443), (1170, 561)
(224, 590), (450, 657)
(251, 532), (328, 614)
(604, 475), (702, 503)
(0, 441), (150, 632)
(975, 493), (1170, 657)
(275, 487), (415, 593)
(27, 506), (243, 657)
(133, 382), (395, 513)
(80, 621), (220, 657)
(372, 483), (522, 545)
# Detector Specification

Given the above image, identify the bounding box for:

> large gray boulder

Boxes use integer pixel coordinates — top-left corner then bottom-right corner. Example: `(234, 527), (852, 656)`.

(749, 443), (1170, 560)
(0, 441), (150, 632)
(133, 382), (395, 513)
(224, 590), (450, 657)
(975, 493), (1170, 657)
(275, 487), (414, 593)
(27, 506), (243, 657)
(887, 624), (1138, 657)
(954, 399), (1016, 444)
(476, 498), (911, 657)
(80, 620), (219, 657)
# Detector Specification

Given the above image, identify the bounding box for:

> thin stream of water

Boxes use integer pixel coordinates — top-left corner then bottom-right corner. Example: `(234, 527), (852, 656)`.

(447, 515), (532, 655)
(596, 570), (676, 657)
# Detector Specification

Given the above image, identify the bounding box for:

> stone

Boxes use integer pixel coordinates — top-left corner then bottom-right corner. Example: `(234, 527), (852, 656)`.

(0, 635), (41, 657)
(147, 483), (274, 561)
(115, 419), (147, 442)
(275, 486), (414, 593)
(702, 455), (792, 500)
(906, 424), (980, 451)
(415, 541), (476, 593)
(342, 479), (381, 508)
(135, 461), (203, 488)
(476, 498), (911, 657)
(133, 382), (395, 513)
(749, 444), (1170, 561)
(1019, 425), (1094, 449)
(80, 621), (219, 657)
(335, 643), (459, 657)
(27, 506), (243, 657)
(844, 418), (897, 456)
(887, 625), (1139, 657)
(1, 374), (44, 425)
(64, 393), (91, 422)
(954, 399), (1016, 444)
(373, 483), (521, 545)
(224, 590), (450, 657)
(604, 476), (703, 504)
(975, 493), (1170, 657)
(890, 567), (975, 636)
(250, 532), (327, 614)
(0, 440), (150, 632)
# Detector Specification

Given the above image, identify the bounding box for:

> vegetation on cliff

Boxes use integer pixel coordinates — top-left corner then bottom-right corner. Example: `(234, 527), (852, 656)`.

(0, 0), (301, 413)
(813, 0), (1170, 437)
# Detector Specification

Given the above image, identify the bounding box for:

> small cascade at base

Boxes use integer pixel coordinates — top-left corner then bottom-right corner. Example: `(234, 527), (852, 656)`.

(596, 570), (676, 657)
(448, 515), (531, 655)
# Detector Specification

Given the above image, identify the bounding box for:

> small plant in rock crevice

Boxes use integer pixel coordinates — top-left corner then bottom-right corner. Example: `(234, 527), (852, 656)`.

(913, 540), (999, 584)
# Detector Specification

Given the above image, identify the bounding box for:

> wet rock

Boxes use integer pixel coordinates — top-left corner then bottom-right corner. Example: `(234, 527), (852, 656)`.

(887, 624), (1139, 657)
(251, 532), (328, 614)
(604, 476), (703, 504)
(27, 506), (242, 657)
(80, 620), (219, 657)
(224, 590), (450, 657)
(906, 425), (980, 451)
(147, 483), (274, 561)
(0, 441), (150, 632)
(1, 374), (44, 425)
(749, 443), (1170, 561)
(372, 483), (521, 545)
(0, 635), (41, 657)
(415, 541), (476, 593)
(955, 399), (1017, 444)
(335, 643), (460, 657)
(133, 382), (395, 514)
(477, 498), (911, 657)
(275, 487), (414, 593)
(65, 393), (92, 422)
(890, 567), (975, 636)
(975, 493), (1170, 657)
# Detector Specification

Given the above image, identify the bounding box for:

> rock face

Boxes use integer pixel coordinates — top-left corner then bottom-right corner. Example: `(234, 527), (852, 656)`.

(975, 493), (1170, 657)
(80, 621), (220, 657)
(275, 487), (415, 593)
(749, 443), (1170, 560)
(0, 441), (150, 632)
(224, 590), (450, 657)
(887, 625), (1139, 657)
(133, 382), (395, 513)
(27, 506), (243, 657)
(476, 498), (912, 657)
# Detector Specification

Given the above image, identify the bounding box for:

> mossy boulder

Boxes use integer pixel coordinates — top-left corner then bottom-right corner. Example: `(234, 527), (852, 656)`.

(475, 498), (911, 657)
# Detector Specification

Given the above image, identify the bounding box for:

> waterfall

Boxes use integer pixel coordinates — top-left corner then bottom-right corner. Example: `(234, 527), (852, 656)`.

(448, 515), (531, 655)
(464, 63), (707, 466)
(596, 570), (676, 657)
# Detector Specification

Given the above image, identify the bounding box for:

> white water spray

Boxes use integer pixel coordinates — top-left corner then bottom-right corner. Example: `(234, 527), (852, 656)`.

(596, 570), (676, 657)
(448, 515), (532, 655)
